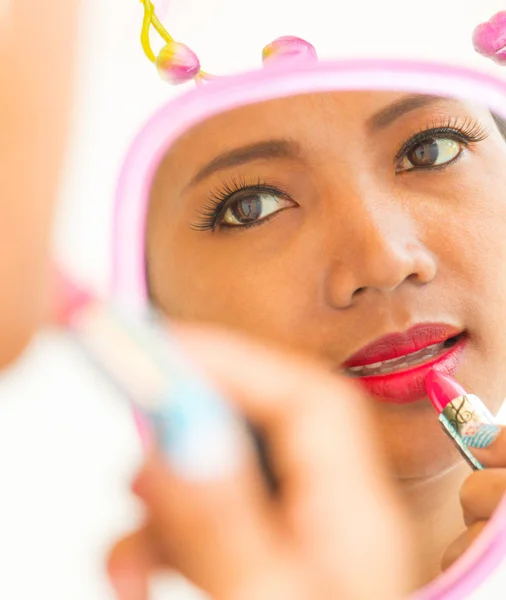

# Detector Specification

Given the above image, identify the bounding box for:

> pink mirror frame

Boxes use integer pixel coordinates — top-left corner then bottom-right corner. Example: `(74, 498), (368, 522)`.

(112, 58), (506, 599)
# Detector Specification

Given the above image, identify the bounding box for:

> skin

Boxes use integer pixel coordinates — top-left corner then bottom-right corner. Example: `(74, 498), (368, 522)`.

(108, 331), (506, 598)
(0, 1), (77, 366)
(146, 91), (506, 582)
(0, 6), (418, 597)
(0, 5), (449, 597)
(110, 327), (414, 600)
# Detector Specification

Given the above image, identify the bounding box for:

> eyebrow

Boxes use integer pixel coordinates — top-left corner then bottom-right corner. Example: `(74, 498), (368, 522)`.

(186, 139), (301, 188)
(366, 94), (443, 131)
(184, 94), (446, 188)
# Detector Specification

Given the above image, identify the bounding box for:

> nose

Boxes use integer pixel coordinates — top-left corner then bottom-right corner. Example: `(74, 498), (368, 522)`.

(324, 210), (437, 309)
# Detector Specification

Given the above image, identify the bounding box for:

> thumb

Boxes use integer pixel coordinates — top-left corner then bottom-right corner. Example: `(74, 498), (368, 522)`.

(464, 424), (505, 467)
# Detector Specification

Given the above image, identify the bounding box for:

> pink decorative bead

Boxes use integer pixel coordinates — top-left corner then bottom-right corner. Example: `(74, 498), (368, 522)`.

(262, 36), (317, 66)
(156, 41), (201, 84)
(473, 11), (506, 65)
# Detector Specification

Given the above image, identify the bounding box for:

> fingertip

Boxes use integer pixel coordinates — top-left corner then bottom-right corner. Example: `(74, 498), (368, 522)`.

(464, 424), (502, 450)
(131, 454), (160, 498)
(466, 425), (506, 467)
(107, 531), (154, 600)
(108, 564), (148, 600)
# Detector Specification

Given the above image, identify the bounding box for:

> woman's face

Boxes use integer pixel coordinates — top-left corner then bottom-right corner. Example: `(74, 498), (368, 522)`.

(147, 91), (506, 480)
(0, 1), (77, 365)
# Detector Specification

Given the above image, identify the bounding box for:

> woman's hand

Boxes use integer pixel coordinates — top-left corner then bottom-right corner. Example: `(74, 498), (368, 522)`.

(442, 425), (506, 569)
(108, 326), (413, 600)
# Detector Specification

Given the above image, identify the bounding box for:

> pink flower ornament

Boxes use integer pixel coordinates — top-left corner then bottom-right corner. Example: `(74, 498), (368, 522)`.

(473, 11), (506, 65)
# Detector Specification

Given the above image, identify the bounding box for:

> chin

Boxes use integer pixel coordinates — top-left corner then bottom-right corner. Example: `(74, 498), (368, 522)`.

(393, 447), (464, 484)
(370, 399), (466, 482)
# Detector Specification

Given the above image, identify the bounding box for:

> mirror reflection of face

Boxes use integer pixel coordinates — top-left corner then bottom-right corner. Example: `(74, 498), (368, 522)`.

(146, 91), (506, 485)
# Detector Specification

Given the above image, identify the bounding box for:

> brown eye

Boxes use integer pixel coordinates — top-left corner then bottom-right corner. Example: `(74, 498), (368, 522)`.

(222, 191), (294, 227)
(398, 138), (462, 171)
(408, 139), (439, 166)
(228, 194), (263, 224)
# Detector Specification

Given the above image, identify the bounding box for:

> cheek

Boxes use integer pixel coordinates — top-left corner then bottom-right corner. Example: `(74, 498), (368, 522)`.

(151, 231), (323, 345)
(1, 3), (76, 211)
(423, 177), (506, 410)
(0, 2), (77, 366)
(417, 173), (506, 288)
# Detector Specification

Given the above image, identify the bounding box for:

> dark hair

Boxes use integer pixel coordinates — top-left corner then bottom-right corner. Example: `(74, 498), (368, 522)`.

(492, 113), (506, 140)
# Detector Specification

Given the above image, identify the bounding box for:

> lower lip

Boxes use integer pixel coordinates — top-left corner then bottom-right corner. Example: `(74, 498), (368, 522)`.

(351, 336), (468, 404)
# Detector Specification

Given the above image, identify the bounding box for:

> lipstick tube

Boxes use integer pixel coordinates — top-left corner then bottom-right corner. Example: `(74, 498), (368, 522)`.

(425, 370), (496, 470)
(54, 271), (279, 489)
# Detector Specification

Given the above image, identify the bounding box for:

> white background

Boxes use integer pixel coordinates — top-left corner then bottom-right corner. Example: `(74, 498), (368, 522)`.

(0, 1), (505, 599)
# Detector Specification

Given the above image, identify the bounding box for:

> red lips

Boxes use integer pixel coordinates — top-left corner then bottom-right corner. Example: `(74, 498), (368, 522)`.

(344, 323), (468, 405)
(344, 323), (461, 367)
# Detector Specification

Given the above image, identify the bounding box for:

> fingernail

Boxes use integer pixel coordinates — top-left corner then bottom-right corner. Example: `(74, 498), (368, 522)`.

(148, 375), (246, 482)
(462, 423), (501, 448)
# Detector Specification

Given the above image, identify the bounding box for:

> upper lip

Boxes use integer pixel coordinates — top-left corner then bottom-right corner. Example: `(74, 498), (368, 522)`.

(343, 323), (463, 368)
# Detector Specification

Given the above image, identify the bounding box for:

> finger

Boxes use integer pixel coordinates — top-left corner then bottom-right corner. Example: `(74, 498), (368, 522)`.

(107, 529), (153, 600)
(108, 526), (165, 572)
(441, 521), (488, 571)
(460, 469), (506, 526)
(168, 324), (413, 599)
(172, 324), (392, 496)
(464, 424), (504, 467)
(134, 448), (292, 600)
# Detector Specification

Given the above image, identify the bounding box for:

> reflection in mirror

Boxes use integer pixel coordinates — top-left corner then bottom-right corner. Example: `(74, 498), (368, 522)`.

(145, 90), (506, 588)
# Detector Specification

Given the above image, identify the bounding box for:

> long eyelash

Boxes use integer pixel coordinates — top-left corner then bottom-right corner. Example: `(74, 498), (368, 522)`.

(395, 116), (490, 163)
(191, 175), (284, 232)
(190, 199), (224, 232)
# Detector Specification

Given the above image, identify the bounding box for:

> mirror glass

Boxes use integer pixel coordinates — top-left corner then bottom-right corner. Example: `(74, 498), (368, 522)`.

(143, 89), (506, 589)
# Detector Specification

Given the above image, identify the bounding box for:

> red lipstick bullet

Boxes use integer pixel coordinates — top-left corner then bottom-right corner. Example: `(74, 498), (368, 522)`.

(425, 369), (467, 413)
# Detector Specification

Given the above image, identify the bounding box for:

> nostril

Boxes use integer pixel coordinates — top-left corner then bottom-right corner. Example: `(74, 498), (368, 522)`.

(353, 287), (367, 298)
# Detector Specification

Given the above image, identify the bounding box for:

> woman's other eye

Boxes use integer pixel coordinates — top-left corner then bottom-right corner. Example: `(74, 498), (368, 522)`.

(397, 137), (463, 172)
(221, 191), (294, 228)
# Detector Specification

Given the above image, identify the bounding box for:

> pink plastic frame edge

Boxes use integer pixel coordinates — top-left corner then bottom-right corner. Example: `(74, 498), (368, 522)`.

(112, 58), (506, 599)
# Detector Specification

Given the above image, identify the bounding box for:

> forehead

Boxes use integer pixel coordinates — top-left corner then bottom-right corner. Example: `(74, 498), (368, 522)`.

(167, 91), (486, 154)
(152, 91), (494, 193)
(172, 91), (406, 151)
